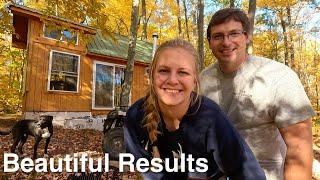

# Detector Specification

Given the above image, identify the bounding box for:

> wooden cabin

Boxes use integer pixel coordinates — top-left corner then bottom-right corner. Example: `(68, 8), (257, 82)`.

(9, 5), (153, 124)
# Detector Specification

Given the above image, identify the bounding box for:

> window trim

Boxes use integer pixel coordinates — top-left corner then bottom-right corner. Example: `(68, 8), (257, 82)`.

(47, 50), (81, 93)
(43, 23), (79, 45)
(92, 61), (127, 110)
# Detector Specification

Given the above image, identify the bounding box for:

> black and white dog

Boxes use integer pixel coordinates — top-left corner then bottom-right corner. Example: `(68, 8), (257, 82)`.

(0, 115), (53, 159)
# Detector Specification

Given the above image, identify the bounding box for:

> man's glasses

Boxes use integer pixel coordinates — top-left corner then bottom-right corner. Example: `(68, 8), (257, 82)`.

(211, 30), (246, 41)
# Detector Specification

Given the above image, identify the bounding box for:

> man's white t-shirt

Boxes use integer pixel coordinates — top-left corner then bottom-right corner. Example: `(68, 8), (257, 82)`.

(200, 55), (315, 180)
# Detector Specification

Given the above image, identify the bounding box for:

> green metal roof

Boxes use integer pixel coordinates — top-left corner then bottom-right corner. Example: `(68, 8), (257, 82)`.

(87, 32), (153, 63)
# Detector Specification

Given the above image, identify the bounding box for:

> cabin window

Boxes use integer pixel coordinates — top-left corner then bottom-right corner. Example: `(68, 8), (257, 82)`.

(93, 61), (128, 109)
(48, 50), (80, 92)
(44, 24), (78, 45)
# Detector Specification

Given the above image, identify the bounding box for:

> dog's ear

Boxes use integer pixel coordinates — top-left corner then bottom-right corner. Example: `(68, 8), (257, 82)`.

(47, 115), (53, 122)
(40, 115), (53, 122)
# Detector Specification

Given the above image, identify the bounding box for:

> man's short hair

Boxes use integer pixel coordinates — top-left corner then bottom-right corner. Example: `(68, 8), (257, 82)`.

(207, 8), (250, 41)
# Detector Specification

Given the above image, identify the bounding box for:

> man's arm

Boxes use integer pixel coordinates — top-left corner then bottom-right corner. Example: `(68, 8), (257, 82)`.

(279, 119), (313, 180)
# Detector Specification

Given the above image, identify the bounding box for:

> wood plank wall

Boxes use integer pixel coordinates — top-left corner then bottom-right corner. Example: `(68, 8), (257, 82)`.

(24, 18), (149, 115)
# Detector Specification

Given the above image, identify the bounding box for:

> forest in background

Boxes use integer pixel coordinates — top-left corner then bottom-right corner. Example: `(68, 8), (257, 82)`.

(0, 0), (319, 124)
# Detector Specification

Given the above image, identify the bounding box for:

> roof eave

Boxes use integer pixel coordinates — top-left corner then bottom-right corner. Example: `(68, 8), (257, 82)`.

(87, 52), (150, 66)
(9, 4), (97, 35)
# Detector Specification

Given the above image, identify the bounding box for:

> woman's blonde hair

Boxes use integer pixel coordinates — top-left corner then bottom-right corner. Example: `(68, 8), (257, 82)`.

(143, 38), (201, 144)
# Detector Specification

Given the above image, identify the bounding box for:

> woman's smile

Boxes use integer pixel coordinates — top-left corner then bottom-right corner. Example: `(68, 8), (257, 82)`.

(154, 47), (196, 108)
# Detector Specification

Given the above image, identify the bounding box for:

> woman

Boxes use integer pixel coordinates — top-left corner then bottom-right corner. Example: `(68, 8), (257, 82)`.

(124, 39), (265, 180)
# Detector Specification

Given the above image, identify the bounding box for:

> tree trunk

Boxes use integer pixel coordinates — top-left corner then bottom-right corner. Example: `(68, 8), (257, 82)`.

(286, 6), (295, 70)
(315, 74), (320, 111)
(313, 33), (319, 111)
(176, 0), (182, 37)
(120, 0), (140, 107)
(197, 0), (204, 70)
(191, 0), (197, 41)
(247, 0), (256, 54)
(183, 0), (190, 41)
(230, 0), (235, 8)
(141, 0), (147, 40)
(280, 12), (289, 66)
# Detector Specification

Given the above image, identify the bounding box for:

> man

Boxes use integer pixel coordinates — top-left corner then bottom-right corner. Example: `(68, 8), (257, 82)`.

(200, 8), (315, 180)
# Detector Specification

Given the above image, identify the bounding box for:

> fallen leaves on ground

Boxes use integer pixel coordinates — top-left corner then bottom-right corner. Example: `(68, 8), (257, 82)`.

(0, 118), (137, 180)
(2, 117), (320, 179)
